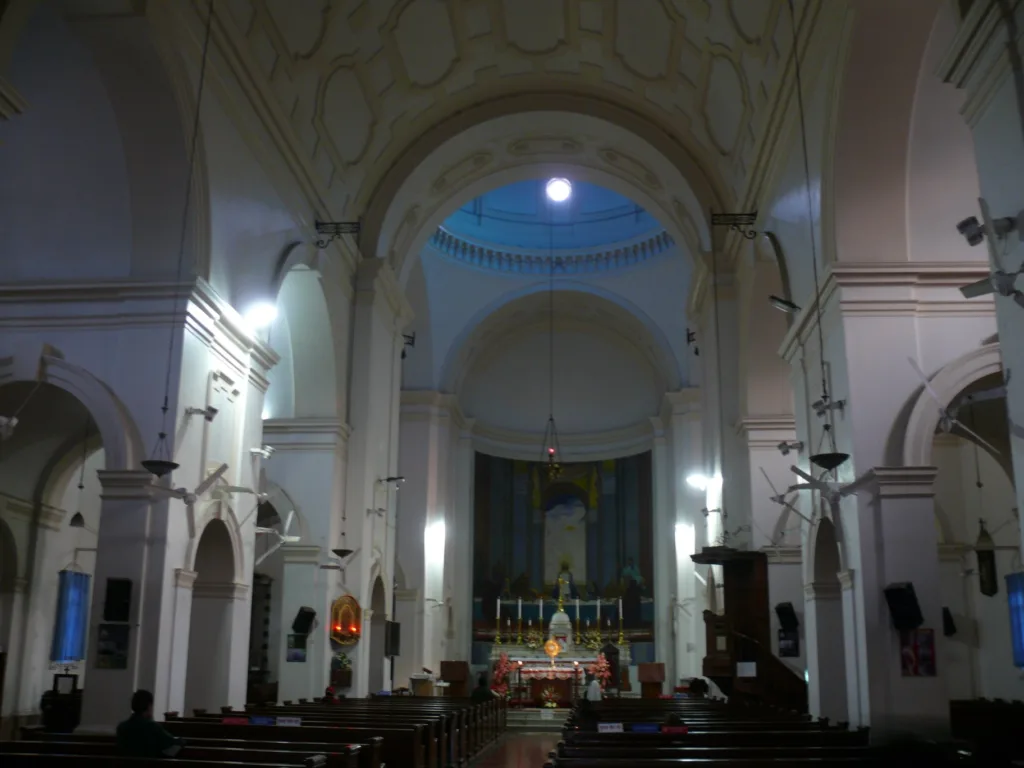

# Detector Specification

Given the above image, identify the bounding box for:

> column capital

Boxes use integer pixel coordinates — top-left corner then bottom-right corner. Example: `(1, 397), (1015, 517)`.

(98, 470), (156, 500)
(662, 389), (701, 415)
(281, 544), (322, 564)
(804, 580), (842, 601)
(860, 466), (938, 499)
(354, 259), (414, 331)
(734, 415), (797, 444)
(262, 418), (351, 451)
(837, 569), (856, 591)
(174, 569), (198, 590)
(400, 390), (465, 426)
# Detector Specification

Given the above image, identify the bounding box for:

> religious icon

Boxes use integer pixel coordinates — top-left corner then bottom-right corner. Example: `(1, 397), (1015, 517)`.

(543, 636), (561, 667)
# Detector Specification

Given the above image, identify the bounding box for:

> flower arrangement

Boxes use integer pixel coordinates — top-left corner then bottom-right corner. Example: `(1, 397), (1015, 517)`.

(491, 652), (513, 699)
(587, 652), (612, 689)
(540, 686), (560, 708)
(334, 652), (352, 670)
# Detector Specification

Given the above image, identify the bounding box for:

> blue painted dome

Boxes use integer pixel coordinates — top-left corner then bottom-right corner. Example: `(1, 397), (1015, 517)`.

(443, 179), (661, 251)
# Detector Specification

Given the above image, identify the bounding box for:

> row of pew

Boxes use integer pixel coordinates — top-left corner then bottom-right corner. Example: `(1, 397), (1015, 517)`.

(0, 695), (505, 768)
(547, 697), (976, 767)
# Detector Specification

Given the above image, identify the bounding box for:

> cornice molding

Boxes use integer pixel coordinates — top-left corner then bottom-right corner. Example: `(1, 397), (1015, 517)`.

(192, 581), (249, 600)
(355, 259), (414, 332)
(175, 569), (198, 590)
(735, 415), (797, 444)
(763, 545), (802, 564)
(862, 466), (938, 499)
(0, 492), (64, 531)
(837, 569), (855, 591)
(97, 470), (157, 500)
(399, 390), (467, 428)
(938, 0), (1024, 126)
(804, 580), (842, 601)
(429, 226), (675, 275)
(471, 419), (655, 462)
(0, 76), (27, 120)
(661, 389), (702, 415)
(262, 418), (351, 451)
(779, 261), (995, 362)
(281, 544), (323, 565)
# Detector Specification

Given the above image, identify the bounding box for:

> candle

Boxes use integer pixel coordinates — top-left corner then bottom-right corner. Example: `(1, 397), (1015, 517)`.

(517, 598), (522, 619)
(618, 598), (623, 619)
(528, 619), (532, 627)
(596, 598), (600, 624)
(496, 597), (500, 619)
(507, 618), (511, 627)
(538, 597), (542, 622)
(586, 619), (590, 628)
(575, 598), (580, 620)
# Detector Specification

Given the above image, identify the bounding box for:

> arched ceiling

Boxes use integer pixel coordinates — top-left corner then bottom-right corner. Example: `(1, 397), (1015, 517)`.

(443, 179), (659, 251)
(204, 0), (798, 223)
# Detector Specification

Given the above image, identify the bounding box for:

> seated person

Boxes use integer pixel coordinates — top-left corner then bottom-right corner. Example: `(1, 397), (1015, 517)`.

(116, 689), (184, 758)
(662, 711), (688, 734)
(471, 674), (493, 702)
(322, 686), (337, 703)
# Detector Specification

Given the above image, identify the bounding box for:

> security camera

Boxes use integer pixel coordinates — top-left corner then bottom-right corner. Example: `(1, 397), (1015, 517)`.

(958, 211), (1022, 247)
(250, 445), (275, 459)
(378, 476), (406, 489)
(186, 406), (219, 422)
(956, 216), (985, 247)
(777, 441), (804, 456)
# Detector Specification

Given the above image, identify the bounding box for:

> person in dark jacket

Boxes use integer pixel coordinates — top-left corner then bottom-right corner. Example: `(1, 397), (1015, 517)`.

(116, 690), (183, 758)
(471, 674), (494, 702)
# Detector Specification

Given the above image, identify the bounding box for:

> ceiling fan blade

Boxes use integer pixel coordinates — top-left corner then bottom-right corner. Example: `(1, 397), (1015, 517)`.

(789, 465), (827, 490)
(1011, 421), (1024, 440)
(1013, 291), (1024, 309)
(185, 501), (196, 540)
(282, 510), (295, 536)
(220, 485), (256, 495)
(957, 387), (1007, 406)
(759, 467), (782, 498)
(255, 526), (274, 534)
(194, 463), (229, 497)
(839, 471), (874, 498)
(255, 537), (286, 567)
(280, 535), (301, 543)
(781, 500), (813, 525)
(959, 277), (995, 299)
(151, 485), (185, 500)
(978, 198), (1009, 273)
(907, 357), (945, 406)
(951, 418), (1002, 457)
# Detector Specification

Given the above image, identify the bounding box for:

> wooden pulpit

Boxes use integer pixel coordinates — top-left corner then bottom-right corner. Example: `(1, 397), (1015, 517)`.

(638, 662), (665, 699)
(439, 661), (470, 698)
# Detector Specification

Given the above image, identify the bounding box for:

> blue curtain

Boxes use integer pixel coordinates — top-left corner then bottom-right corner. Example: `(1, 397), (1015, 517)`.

(50, 570), (91, 663)
(1008, 572), (1024, 669)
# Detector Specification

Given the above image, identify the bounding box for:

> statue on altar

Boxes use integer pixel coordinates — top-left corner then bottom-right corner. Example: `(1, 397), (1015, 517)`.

(553, 561), (578, 603)
(544, 494), (587, 587)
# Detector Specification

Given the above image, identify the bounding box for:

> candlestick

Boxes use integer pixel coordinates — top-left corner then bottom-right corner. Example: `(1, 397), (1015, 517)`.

(618, 598), (622, 620)
(517, 597), (522, 620)
(575, 615), (581, 645)
(618, 615), (625, 645)
(596, 597), (600, 626)
(496, 597), (500, 618)
(495, 610), (502, 645)
(516, 617), (522, 645)
(538, 597), (543, 626)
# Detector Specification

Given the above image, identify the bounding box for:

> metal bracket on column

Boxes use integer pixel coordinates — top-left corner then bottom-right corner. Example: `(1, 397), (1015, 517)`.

(314, 220), (361, 249)
(711, 211), (758, 240)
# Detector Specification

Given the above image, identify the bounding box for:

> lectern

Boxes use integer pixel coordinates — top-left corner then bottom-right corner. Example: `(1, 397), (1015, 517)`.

(638, 662), (664, 699)
(440, 660), (470, 698)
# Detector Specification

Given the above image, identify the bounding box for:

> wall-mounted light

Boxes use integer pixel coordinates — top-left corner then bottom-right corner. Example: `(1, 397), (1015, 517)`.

(243, 302), (278, 330)
(685, 473), (722, 492)
(425, 520), (446, 565)
(545, 178), (572, 203)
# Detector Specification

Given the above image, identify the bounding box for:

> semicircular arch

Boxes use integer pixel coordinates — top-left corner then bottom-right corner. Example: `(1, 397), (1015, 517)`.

(187, 499), (246, 583)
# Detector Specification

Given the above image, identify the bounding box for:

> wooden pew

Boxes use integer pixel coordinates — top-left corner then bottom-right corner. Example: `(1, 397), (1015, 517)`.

(0, 757), (314, 768)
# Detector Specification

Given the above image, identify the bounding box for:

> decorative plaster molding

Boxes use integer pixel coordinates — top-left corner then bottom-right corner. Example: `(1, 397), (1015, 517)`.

(661, 389), (702, 415)
(860, 466), (938, 499)
(763, 546), (802, 564)
(355, 259), (414, 332)
(399, 390), (466, 427)
(837, 569), (856, 592)
(939, 543), (969, 562)
(175, 569), (199, 590)
(779, 262), (995, 363)
(281, 544), (323, 565)
(0, 492), (64, 530)
(470, 419), (656, 462)
(97, 470), (157, 500)
(394, 588), (421, 601)
(262, 418), (351, 451)
(0, 577), (30, 595)
(937, 0), (1024, 126)
(192, 581), (249, 600)
(804, 580), (842, 600)
(428, 226), (675, 275)
(0, 77), (27, 120)
(735, 415), (797, 445)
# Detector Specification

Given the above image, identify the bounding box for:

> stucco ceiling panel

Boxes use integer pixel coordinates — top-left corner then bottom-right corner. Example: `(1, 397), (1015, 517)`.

(389, 0), (459, 88)
(703, 53), (746, 155)
(265, 0), (326, 58)
(579, 0), (603, 33)
(727, 0), (772, 44)
(503, 0), (568, 54)
(614, 0), (675, 80)
(320, 65), (374, 166)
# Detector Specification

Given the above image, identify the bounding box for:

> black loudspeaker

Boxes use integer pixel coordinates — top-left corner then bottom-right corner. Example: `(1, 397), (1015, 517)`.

(103, 578), (132, 622)
(292, 607), (316, 635)
(942, 607), (957, 637)
(384, 621), (401, 657)
(883, 582), (924, 631)
(775, 602), (799, 631)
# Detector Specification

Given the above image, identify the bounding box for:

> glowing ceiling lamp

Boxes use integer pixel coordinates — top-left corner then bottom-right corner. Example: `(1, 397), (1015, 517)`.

(243, 302), (278, 330)
(545, 177), (572, 203)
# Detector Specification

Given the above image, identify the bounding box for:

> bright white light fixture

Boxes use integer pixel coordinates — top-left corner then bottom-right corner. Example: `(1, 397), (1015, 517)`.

(424, 520), (446, 563)
(686, 473), (722, 492)
(545, 177), (572, 203)
(243, 302), (278, 330)
(261, 407), (271, 420)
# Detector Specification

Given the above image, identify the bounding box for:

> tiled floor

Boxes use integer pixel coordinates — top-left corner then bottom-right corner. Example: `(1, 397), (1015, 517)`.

(472, 733), (560, 767)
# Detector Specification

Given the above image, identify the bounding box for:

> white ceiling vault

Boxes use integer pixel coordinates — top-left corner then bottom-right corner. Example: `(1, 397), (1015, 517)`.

(205, 0), (804, 240)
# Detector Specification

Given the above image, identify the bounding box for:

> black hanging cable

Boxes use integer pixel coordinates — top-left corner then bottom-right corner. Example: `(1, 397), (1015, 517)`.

(76, 418), (90, 495)
(143, 0), (216, 477)
(787, 0), (838, 457)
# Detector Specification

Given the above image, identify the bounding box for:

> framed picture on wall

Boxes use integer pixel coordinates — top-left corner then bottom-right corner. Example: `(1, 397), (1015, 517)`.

(900, 628), (936, 677)
(95, 624), (130, 670)
(778, 628), (800, 658)
(286, 634), (307, 663)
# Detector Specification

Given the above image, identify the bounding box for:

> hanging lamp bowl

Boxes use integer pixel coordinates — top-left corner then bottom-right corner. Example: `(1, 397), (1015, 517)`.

(69, 512), (86, 529)
(141, 458), (179, 477)
(810, 452), (850, 472)
(332, 548), (354, 560)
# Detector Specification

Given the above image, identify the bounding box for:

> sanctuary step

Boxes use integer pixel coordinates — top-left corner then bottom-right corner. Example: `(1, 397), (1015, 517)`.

(507, 707), (570, 733)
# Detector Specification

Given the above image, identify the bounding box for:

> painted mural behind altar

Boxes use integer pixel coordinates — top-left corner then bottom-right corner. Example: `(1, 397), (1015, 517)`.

(472, 450), (656, 664)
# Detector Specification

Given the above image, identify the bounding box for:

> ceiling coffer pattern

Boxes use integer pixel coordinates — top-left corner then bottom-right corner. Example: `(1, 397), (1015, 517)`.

(219, 0), (795, 216)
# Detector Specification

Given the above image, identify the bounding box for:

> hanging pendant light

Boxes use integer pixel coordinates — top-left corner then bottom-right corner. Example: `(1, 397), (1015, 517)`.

(542, 183), (564, 480)
(965, 401), (999, 597)
(142, 0), (216, 478)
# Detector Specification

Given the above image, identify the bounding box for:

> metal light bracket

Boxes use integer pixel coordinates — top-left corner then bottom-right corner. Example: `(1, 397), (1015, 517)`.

(315, 220), (361, 249)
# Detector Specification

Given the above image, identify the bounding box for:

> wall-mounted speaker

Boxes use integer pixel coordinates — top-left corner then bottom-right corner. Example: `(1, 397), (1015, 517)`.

(883, 582), (924, 631)
(103, 578), (132, 622)
(292, 606), (316, 635)
(384, 620), (401, 657)
(942, 607), (957, 637)
(775, 602), (799, 631)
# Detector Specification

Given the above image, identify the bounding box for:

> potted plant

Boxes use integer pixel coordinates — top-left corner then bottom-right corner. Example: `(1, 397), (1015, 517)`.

(331, 652), (353, 689)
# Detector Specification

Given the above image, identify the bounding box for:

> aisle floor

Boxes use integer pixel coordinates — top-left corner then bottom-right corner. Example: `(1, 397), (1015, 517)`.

(472, 733), (560, 767)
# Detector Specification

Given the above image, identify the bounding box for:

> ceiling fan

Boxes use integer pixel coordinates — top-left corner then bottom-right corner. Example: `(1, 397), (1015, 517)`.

(786, 465), (872, 508)
(254, 509), (300, 566)
(150, 463), (228, 538)
(908, 357), (1002, 456)
(760, 467), (815, 526)
(957, 198), (1024, 308)
(0, 415), (17, 441)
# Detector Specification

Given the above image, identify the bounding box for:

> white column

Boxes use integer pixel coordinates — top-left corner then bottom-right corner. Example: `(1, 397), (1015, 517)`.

(650, 417), (674, 692)
(448, 418), (475, 661)
(184, 580), (249, 713)
(843, 468), (948, 741)
(804, 580), (846, 722)
(344, 260), (412, 696)
(664, 391), (703, 680)
(276, 544), (325, 702)
(166, 569), (196, 714)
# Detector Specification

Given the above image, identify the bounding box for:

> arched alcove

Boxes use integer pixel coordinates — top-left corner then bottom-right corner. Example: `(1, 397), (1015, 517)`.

(367, 577), (387, 694)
